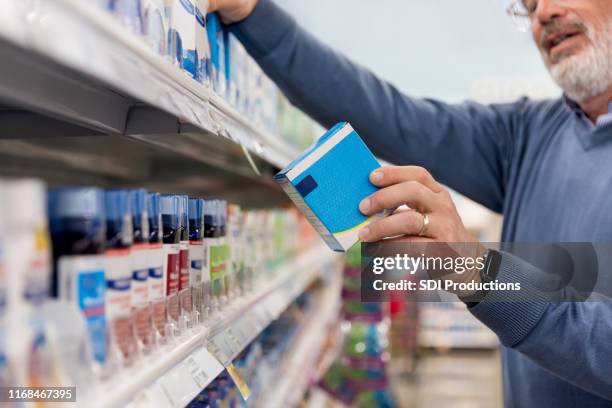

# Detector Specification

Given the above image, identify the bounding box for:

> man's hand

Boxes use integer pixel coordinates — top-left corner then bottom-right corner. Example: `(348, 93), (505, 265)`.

(358, 166), (486, 297)
(208, 0), (259, 24)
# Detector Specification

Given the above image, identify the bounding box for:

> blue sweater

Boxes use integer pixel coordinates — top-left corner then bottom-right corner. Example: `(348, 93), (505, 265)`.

(230, 1), (612, 406)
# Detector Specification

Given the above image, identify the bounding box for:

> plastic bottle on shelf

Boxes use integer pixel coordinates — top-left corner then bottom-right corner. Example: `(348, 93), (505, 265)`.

(178, 195), (193, 328)
(188, 198), (204, 324)
(104, 190), (137, 368)
(168, 0), (197, 77)
(3, 180), (56, 390)
(141, 0), (168, 55)
(227, 204), (243, 298)
(111, 0), (144, 35)
(204, 200), (220, 313)
(147, 193), (167, 343)
(48, 187), (108, 372)
(241, 211), (256, 293)
(160, 195), (181, 334)
(217, 201), (229, 305)
(200, 200), (212, 319)
(128, 189), (154, 354)
(195, 0), (211, 85)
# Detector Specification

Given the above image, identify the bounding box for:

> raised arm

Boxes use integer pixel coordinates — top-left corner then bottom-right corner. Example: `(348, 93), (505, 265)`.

(213, 0), (523, 212)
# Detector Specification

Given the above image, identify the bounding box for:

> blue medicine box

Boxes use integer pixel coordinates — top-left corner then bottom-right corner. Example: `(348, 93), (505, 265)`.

(275, 122), (383, 252)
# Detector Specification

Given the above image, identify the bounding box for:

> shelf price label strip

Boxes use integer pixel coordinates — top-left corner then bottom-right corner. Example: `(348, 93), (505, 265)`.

(152, 348), (225, 408)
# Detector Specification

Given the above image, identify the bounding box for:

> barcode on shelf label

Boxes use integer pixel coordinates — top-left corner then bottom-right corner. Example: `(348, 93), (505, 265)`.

(185, 356), (208, 388)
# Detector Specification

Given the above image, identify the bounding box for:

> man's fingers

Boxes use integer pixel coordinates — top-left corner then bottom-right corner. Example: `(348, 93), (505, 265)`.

(370, 166), (444, 193)
(360, 180), (438, 215)
(208, 0), (219, 12)
(359, 210), (427, 242)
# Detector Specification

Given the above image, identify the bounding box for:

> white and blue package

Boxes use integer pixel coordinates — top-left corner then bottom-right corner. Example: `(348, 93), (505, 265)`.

(169, 0), (197, 77)
(111, 0), (144, 35)
(275, 122), (383, 252)
(206, 12), (227, 95)
(141, 0), (167, 55)
(195, 0), (211, 84)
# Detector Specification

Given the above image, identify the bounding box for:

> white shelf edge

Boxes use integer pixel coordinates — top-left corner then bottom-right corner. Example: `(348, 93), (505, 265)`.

(0, 0), (301, 170)
(89, 243), (339, 408)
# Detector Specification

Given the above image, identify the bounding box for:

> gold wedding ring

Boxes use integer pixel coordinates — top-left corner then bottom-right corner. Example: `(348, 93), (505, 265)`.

(418, 213), (430, 237)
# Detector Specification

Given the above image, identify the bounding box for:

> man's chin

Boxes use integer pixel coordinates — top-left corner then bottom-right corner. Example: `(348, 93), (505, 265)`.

(547, 45), (587, 67)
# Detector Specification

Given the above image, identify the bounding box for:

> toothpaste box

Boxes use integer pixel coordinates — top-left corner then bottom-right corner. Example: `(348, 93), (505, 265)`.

(275, 122), (382, 252)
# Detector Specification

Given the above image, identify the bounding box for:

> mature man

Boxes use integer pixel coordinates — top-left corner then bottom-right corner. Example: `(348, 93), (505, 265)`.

(209, 0), (612, 406)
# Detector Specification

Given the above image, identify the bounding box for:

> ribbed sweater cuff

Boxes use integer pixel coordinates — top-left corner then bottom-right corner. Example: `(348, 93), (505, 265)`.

(469, 251), (551, 347)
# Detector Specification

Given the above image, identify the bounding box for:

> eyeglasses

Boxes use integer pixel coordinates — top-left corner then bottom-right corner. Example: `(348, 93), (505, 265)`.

(507, 0), (576, 32)
(506, 1), (533, 32)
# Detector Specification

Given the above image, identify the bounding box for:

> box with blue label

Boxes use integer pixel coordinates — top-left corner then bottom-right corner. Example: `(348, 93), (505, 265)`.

(275, 122), (383, 252)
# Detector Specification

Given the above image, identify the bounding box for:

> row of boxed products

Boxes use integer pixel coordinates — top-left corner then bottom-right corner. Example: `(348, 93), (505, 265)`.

(93, 0), (320, 148)
(0, 178), (313, 391)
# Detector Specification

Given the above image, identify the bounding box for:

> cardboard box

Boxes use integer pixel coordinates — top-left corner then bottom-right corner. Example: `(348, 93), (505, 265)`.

(275, 122), (383, 252)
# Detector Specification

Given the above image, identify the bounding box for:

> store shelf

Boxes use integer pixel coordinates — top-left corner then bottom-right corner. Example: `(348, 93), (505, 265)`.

(257, 271), (342, 407)
(86, 244), (340, 408)
(0, 0), (300, 186)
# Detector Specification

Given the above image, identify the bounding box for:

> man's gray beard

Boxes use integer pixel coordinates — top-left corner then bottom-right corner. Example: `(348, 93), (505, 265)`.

(545, 20), (612, 103)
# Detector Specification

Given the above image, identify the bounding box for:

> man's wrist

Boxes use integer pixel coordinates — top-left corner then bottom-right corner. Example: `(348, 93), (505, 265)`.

(459, 249), (502, 305)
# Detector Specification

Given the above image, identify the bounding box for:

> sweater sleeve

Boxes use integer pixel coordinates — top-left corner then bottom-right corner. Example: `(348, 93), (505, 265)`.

(470, 251), (612, 400)
(229, 0), (523, 213)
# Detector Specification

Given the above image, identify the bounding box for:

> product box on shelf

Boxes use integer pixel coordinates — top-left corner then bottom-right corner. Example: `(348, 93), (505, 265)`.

(206, 12), (227, 95)
(111, 0), (144, 35)
(195, 0), (211, 84)
(275, 122), (383, 252)
(168, 0), (197, 77)
(141, 0), (168, 55)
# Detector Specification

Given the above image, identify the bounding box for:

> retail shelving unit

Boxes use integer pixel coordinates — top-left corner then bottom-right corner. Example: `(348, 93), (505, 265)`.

(0, 0), (299, 205)
(0, 1), (342, 407)
(87, 244), (340, 408)
(256, 267), (342, 407)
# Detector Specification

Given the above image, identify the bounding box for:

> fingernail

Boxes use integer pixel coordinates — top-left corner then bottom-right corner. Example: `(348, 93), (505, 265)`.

(371, 171), (383, 184)
(359, 198), (371, 213)
(359, 227), (370, 241)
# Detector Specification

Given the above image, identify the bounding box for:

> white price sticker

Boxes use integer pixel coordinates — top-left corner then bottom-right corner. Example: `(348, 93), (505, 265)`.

(190, 348), (224, 388)
(158, 364), (200, 408)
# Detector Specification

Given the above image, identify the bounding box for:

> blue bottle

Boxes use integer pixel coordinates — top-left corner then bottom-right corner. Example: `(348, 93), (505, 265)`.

(160, 194), (181, 330)
(188, 198), (205, 320)
(128, 189), (153, 352)
(147, 193), (167, 340)
(104, 190), (136, 366)
(48, 187), (107, 366)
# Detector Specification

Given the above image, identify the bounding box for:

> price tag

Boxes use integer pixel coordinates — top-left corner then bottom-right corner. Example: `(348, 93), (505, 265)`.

(224, 328), (243, 357)
(226, 363), (251, 401)
(158, 364), (200, 407)
(189, 348), (224, 388)
(208, 341), (231, 367)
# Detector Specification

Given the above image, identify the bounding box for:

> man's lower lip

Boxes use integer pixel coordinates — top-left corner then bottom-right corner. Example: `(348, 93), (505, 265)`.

(548, 34), (582, 57)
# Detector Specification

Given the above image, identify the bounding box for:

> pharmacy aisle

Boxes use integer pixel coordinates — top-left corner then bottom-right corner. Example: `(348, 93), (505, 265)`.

(0, 1), (506, 408)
